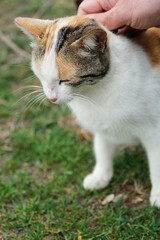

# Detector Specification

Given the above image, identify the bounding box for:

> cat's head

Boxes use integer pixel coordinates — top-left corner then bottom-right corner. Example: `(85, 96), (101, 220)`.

(15, 16), (109, 103)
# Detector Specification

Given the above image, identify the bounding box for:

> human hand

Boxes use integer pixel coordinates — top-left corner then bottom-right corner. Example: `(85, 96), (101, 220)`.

(78, 0), (160, 31)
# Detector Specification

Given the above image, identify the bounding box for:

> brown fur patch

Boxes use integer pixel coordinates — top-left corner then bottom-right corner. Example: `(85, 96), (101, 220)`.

(134, 27), (160, 66)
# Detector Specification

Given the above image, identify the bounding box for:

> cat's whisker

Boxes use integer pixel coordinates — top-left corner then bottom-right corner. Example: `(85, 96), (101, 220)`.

(14, 89), (43, 105)
(72, 93), (97, 106)
(38, 96), (47, 107)
(30, 97), (46, 109)
(22, 87), (43, 95)
(24, 93), (45, 112)
(27, 92), (45, 105)
(21, 75), (36, 83)
(22, 90), (42, 97)
(21, 89), (43, 100)
(15, 85), (42, 93)
(11, 62), (30, 69)
(72, 93), (105, 114)
(17, 76), (34, 84)
(13, 90), (43, 108)
(73, 95), (94, 106)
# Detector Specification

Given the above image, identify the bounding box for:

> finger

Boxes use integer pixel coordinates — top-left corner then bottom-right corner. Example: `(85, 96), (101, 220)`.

(89, 7), (129, 30)
(105, 6), (130, 30)
(77, 0), (103, 16)
(98, 0), (118, 11)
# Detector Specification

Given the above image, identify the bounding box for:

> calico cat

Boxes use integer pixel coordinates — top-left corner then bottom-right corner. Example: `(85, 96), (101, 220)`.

(15, 16), (160, 207)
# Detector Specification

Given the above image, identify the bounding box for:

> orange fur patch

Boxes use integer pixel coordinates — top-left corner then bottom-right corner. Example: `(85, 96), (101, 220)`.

(15, 17), (49, 38)
(43, 22), (58, 52)
(54, 16), (91, 82)
(134, 27), (160, 66)
(55, 53), (76, 81)
(43, 16), (91, 52)
(67, 16), (91, 29)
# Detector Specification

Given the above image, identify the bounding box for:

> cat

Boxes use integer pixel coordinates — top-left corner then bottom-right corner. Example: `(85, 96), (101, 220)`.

(15, 15), (160, 208)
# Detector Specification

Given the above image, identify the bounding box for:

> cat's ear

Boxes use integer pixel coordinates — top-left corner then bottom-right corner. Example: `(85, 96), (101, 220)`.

(15, 17), (49, 40)
(72, 27), (107, 53)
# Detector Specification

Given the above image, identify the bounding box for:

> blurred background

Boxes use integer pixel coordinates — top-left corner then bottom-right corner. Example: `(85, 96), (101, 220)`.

(0, 0), (160, 239)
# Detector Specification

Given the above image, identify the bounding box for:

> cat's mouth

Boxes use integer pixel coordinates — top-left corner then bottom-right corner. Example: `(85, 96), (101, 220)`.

(47, 97), (57, 103)
(47, 96), (72, 104)
(47, 97), (60, 104)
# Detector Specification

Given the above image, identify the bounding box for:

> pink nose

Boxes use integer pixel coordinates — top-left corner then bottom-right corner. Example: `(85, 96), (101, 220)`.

(48, 97), (57, 102)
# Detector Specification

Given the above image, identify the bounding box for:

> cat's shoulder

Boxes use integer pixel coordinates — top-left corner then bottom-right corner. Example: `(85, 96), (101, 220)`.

(133, 27), (160, 66)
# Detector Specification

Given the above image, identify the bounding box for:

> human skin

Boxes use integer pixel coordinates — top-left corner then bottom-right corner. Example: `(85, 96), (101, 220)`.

(77, 0), (160, 31)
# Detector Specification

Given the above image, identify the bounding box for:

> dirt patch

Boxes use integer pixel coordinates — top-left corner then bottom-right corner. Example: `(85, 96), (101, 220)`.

(22, 162), (53, 185)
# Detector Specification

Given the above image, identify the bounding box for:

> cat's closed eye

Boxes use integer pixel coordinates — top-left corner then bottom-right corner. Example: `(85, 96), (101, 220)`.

(59, 79), (69, 85)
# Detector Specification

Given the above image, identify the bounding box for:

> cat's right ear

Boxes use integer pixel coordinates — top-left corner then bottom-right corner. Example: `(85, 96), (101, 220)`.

(15, 17), (49, 41)
(71, 27), (107, 54)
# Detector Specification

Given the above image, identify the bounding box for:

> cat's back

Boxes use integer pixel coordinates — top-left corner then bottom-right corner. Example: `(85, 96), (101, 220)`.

(134, 27), (160, 67)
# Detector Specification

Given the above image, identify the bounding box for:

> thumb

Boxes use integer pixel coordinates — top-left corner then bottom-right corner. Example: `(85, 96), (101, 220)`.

(89, 7), (128, 31)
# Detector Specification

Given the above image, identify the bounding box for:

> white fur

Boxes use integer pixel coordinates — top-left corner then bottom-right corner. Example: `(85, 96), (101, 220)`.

(32, 25), (160, 208)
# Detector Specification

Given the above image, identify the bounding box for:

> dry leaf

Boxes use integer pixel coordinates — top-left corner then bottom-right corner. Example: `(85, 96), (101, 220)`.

(113, 194), (123, 203)
(102, 194), (115, 205)
(98, 198), (102, 204)
(123, 194), (129, 202)
(121, 179), (129, 187)
(132, 197), (144, 204)
(134, 181), (144, 195)
(78, 129), (91, 142)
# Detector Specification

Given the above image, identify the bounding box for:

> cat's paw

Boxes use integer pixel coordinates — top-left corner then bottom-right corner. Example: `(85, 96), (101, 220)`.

(150, 194), (160, 208)
(83, 172), (112, 190)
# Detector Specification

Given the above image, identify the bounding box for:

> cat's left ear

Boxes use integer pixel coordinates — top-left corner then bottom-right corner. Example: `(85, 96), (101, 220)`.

(15, 17), (49, 40)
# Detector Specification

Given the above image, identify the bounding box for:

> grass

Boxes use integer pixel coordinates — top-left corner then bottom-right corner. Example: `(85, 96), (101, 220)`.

(0, 0), (160, 239)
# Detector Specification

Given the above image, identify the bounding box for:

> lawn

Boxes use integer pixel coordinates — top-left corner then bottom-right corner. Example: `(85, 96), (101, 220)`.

(0, 0), (160, 239)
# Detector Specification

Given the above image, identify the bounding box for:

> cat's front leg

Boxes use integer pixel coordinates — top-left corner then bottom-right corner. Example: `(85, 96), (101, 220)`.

(83, 134), (116, 190)
(142, 137), (160, 208)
